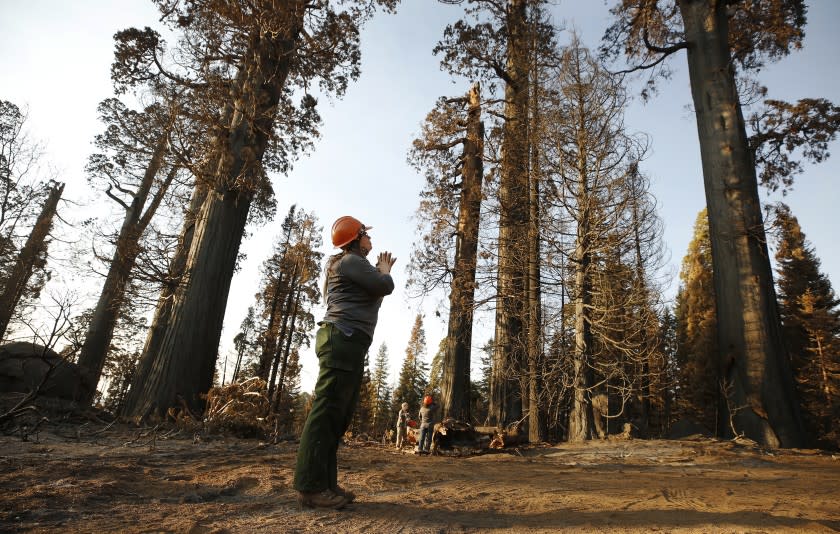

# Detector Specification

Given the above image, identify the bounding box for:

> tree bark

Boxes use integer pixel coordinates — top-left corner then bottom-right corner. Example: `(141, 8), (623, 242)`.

(441, 82), (484, 423)
(122, 182), (206, 417)
(489, 0), (529, 427)
(678, 0), (804, 447)
(123, 9), (305, 417)
(77, 136), (174, 404)
(568, 177), (594, 443)
(268, 268), (297, 401)
(0, 182), (64, 341)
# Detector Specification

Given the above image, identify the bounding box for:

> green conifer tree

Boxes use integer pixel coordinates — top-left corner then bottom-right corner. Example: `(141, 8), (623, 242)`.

(674, 209), (719, 434)
(392, 314), (429, 416)
(773, 203), (840, 447)
(370, 343), (393, 438)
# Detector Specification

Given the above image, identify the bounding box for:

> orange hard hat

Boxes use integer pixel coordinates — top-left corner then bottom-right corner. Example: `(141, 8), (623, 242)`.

(423, 395), (433, 406)
(331, 216), (372, 248)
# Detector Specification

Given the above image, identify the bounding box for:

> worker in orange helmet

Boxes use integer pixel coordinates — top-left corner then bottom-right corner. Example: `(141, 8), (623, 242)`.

(294, 216), (396, 510)
(417, 394), (437, 454)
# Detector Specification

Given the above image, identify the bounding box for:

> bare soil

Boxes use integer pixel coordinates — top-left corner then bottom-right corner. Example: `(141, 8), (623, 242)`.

(1, 423), (839, 533)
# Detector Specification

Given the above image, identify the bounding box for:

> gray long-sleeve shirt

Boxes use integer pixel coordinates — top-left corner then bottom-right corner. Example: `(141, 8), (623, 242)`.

(418, 404), (436, 429)
(322, 252), (394, 338)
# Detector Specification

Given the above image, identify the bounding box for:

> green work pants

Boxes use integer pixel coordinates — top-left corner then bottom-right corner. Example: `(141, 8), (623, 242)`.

(294, 323), (370, 492)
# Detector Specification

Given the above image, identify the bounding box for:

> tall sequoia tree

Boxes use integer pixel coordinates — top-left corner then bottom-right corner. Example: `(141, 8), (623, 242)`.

(435, 0), (528, 427)
(118, 0), (397, 417)
(408, 82), (484, 423)
(772, 203), (840, 448)
(76, 98), (188, 403)
(435, 0), (561, 429)
(597, 0), (839, 447)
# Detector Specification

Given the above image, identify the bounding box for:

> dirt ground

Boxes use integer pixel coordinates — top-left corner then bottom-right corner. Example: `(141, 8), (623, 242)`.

(1, 422), (839, 534)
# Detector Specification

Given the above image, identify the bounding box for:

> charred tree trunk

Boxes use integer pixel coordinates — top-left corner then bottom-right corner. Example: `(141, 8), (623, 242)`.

(268, 267), (298, 402)
(273, 287), (301, 412)
(122, 182), (206, 417)
(527, 35), (543, 442)
(441, 82), (484, 423)
(0, 182), (64, 341)
(123, 10), (304, 418)
(489, 0), (529, 428)
(678, 0), (804, 447)
(257, 286), (283, 381)
(78, 137), (176, 404)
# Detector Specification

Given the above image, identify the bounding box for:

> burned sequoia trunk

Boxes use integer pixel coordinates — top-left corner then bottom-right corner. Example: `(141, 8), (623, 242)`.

(678, 0), (804, 447)
(441, 82), (484, 423)
(124, 12), (305, 418)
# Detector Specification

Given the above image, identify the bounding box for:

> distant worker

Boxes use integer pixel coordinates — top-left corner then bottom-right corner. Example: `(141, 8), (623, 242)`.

(417, 395), (436, 454)
(395, 401), (411, 450)
(294, 216), (396, 510)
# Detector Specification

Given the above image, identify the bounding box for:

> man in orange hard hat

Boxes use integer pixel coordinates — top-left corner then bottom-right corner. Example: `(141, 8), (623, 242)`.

(417, 394), (436, 454)
(294, 215), (396, 509)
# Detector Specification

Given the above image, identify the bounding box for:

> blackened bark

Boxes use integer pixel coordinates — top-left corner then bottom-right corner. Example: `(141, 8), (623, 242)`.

(489, 0), (529, 427)
(77, 136), (175, 404)
(122, 182), (206, 417)
(441, 82), (484, 423)
(0, 182), (64, 341)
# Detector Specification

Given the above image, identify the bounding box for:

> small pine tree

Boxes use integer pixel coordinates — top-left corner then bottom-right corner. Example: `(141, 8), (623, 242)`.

(652, 306), (679, 435)
(393, 314), (430, 417)
(674, 209), (719, 434)
(370, 343), (392, 438)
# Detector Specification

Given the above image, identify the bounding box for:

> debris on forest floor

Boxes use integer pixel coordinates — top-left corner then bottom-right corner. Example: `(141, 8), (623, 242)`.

(1, 421), (839, 534)
(201, 377), (274, 438)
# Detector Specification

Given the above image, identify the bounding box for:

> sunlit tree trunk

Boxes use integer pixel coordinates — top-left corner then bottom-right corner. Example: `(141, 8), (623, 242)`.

(441, 82), (483, 423)
(678, 0), (803, 447)
(0, 182), (64, 341)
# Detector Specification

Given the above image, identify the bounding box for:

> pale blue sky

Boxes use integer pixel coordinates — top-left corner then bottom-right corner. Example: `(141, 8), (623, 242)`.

(2, 1), (838, 392)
